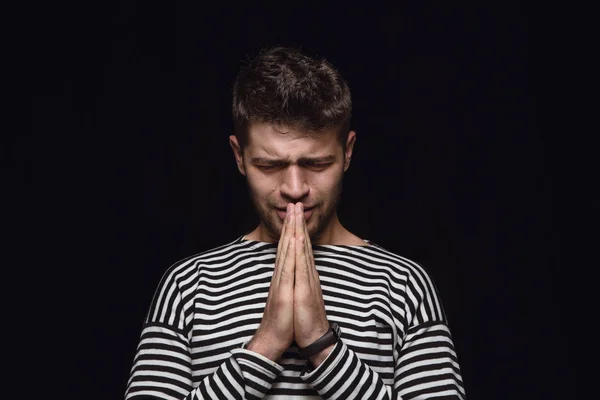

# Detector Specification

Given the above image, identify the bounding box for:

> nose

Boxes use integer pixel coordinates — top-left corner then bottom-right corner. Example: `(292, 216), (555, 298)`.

(280, 165), (310, 201)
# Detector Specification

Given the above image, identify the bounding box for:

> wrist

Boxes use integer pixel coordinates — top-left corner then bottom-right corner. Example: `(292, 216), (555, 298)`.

(298, 323), (340, 362)
(308, 343), (335, 367)
(296, 326), (330, 349)
(246, 334), (287, 362)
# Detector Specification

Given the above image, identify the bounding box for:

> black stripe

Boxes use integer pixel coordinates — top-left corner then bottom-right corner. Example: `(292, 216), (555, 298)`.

(125, 238), (464, 400)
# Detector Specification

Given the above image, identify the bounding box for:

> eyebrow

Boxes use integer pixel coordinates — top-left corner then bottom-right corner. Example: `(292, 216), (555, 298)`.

(250, 155), (337, 165)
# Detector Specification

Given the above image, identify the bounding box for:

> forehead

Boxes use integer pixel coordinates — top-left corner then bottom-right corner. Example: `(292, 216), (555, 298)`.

(246, 122), (340, 159)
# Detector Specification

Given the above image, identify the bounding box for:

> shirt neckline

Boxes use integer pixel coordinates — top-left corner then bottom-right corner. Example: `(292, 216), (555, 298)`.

(236, 235), (374, 249)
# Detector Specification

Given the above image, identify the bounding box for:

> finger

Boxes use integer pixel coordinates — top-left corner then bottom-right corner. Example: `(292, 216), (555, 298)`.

(298, 204), (316, 282)
(293, 203), (300, 238)
(302, 208), (312, 264)
(276, 205), (294, 284)
(276, 203), (292, 258)
(275, 210), (293, 283)
(279, 236), (296, 287)
(276, 204), (293, 262)
(296, 204), (311, 281)
(294, 204), (311, 281)
(295, 233), (309, 285)
(275, 207), (288, 263)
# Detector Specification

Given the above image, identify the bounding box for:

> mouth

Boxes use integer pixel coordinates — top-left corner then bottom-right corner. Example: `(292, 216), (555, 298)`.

(276, 206), (314, 220)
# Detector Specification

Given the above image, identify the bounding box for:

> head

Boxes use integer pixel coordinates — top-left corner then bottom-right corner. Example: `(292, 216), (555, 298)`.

(229, 46), (356, 244)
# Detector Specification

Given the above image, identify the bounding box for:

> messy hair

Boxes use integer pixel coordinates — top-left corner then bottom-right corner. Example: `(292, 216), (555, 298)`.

(232, 46), (352, 152)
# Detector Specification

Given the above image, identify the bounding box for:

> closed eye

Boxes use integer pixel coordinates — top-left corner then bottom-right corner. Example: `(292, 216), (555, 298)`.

(257, 163), (331, 171)
(307, 163), (332, 169)
(257, 165), (279, 171)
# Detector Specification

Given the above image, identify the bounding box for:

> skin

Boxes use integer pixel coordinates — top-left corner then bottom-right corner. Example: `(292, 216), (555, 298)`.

(228, 122), (368, 366)
(229, 122), (364, 246)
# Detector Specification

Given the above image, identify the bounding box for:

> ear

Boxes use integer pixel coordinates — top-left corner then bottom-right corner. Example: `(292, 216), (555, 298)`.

(343, 131), (357, 172)
(229, 135), (246, 176)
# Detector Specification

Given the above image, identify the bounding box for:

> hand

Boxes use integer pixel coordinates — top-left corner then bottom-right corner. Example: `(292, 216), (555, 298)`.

(293, 202), (331, 364)
(246, 203), (297, 361)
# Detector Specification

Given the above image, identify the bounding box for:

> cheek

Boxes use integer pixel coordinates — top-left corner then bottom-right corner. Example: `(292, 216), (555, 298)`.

(312, 170), (341, 193)
(247, 174), (277, 199)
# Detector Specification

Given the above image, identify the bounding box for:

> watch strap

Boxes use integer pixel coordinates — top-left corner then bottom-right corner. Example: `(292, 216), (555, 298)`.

(298, 323), (340, 359)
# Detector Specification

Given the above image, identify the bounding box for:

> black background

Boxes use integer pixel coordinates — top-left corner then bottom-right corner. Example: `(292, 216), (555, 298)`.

(18, 2), (569, 399)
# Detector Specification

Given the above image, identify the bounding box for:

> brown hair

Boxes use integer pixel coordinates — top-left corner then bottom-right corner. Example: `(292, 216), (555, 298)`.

(232, 46), (352, 152)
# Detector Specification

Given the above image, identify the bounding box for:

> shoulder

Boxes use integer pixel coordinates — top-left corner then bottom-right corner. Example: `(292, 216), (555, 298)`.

(348, 242), (443, 301)
(315, 240), (441, 293)
(144, 237), (257, 320)
(159, 236), (254, 283)
(365, 242), (441, 293)
(342, 240), (433, 281)
(361, 242), (448, 323)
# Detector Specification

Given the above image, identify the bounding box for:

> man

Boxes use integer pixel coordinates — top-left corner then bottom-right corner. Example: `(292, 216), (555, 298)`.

(125, 46), (465, 399)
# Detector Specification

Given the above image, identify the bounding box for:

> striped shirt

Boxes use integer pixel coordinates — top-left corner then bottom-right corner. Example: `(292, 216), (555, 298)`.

(125, 236), (465, 399)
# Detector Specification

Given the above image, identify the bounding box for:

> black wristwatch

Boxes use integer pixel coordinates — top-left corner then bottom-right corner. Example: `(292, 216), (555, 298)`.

(298, 323), (341, 359)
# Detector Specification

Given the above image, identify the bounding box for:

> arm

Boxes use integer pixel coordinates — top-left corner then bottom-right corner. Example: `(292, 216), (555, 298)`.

(299, 323), (464, 399)
(298, 263), (465, 399)
(126, 204), (299, 400)
(124, 263), (283, 400)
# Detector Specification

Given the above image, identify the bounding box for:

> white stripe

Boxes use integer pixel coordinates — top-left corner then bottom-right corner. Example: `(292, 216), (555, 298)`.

(125, 239), (464, 399)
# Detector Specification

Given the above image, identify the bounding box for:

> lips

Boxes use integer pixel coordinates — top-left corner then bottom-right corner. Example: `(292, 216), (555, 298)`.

(276, 206), (314, 211)
(276, 206), (314, 220)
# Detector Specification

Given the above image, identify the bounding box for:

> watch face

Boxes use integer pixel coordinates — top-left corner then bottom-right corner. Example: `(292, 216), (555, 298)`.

(331, 322), (341, 338)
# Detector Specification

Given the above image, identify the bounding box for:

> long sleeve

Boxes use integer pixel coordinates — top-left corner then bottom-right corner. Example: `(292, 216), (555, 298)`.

(300, 264), (465, 399)
(124, 262), (283, 400)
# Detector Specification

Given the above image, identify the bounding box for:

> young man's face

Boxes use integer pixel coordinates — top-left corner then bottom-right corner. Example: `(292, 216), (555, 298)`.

(230, 122), (355, 244)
